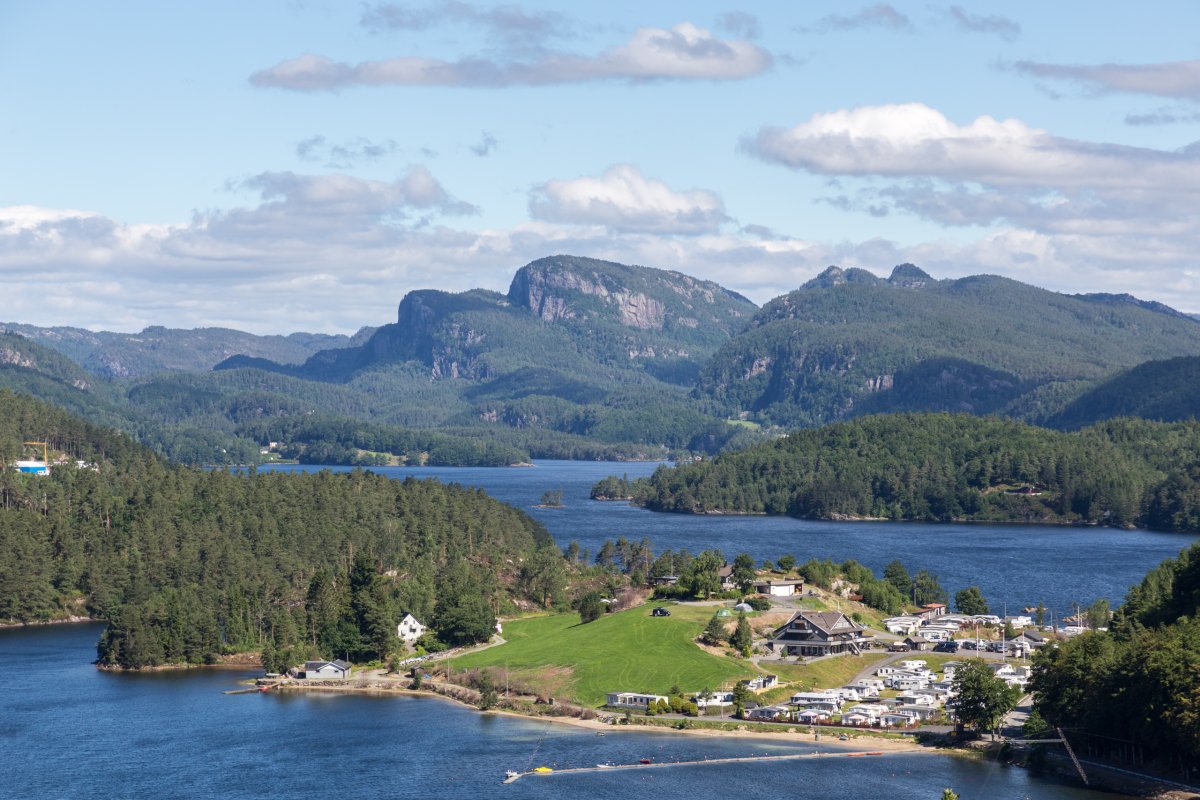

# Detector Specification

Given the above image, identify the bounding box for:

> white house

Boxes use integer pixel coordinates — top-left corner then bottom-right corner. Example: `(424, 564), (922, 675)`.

(752, 578), (804, 597)
(693, 690), (735, 709)
(607, 692), (667, 710)
(396, 613), (427, 645)
(790, 690), (844, 707)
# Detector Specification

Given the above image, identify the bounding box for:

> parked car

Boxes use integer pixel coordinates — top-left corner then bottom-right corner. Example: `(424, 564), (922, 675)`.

(651, 607), (671, 617)
(933, 641), (959, 653)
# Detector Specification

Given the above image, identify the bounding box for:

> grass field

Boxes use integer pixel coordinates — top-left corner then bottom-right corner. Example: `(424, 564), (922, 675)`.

(452, 604), (760, 707)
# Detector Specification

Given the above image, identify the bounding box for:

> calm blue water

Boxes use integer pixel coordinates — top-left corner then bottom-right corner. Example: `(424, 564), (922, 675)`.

(0, 623), (1123, 800)
(263, 460), (1198, 618)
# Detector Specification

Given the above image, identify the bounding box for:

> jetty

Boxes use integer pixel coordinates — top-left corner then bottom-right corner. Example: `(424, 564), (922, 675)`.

(503, 748), (928, 783)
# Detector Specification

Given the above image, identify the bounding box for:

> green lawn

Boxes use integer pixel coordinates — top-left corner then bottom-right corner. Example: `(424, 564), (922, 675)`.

(452, 604), (760, 707)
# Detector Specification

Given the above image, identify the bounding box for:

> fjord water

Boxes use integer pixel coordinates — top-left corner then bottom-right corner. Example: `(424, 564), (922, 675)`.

(1, 623), (1123, 800)
(267, 460), (1197, 618)
(4, 460), (1188, 799)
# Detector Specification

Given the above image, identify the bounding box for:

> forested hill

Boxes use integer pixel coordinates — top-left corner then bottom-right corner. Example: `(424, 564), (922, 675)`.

(201, 255), (762, 462)
(697, 264), (1200, 428)
(1031, 540), (1200, 770)
(1046, 356), (1200, 430)
(0, 391), (557, 669)
(621, 413), (1200, 532)
(0, 322), (375, 378)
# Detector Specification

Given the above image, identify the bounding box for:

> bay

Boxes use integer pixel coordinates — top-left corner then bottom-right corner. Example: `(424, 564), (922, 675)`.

(0, 622), (1123, 800)
(262, 460), (1197, 618)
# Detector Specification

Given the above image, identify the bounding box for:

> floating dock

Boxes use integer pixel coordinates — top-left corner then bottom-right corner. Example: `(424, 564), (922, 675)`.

(503, 748), (921, 783)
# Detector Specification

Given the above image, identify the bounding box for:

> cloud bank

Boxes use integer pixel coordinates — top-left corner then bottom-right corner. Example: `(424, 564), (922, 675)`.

(250, 23), (771, 90)
(1014, 59), (1200, 101)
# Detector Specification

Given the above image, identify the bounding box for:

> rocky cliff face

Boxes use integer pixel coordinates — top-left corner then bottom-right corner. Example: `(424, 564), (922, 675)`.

(507, 255), (752, 334)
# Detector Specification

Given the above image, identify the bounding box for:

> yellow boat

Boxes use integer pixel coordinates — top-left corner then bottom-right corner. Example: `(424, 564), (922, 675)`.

(533, 767), (553, 774)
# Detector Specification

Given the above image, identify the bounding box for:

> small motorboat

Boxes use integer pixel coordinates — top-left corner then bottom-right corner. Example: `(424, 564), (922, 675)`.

(533, 766), (553, 774)
(504, 770), (519, 780)
(639, 758), (652, 765)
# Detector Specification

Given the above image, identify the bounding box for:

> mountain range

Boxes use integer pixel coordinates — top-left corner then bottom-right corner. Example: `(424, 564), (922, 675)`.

(2, 255), (1199, 466)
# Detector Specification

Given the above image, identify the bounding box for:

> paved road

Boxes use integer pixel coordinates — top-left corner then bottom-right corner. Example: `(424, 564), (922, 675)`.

(1001, 693), (1034, 738)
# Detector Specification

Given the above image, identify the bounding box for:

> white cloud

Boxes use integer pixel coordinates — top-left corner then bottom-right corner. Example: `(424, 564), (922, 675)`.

(746, 102), (1200, 190)
(529, 165), (728, 234)
(1014, 59), (1200, 101)
(249, 23), (771, 90)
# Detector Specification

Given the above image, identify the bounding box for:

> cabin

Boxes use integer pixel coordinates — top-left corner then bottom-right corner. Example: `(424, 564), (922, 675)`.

(752, 578), (804, 597)
(740, 674), (778, 692)
(748, 705), (790, 721)
(300, 660), (351, 680)
(903, 635), (934, 651)
(767, 610), (867, 657)
(606, 692), (667, 710)
(396, 613), (426, 644)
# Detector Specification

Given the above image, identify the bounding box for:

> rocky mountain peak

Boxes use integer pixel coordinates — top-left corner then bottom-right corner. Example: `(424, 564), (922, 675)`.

(888, 263), (934, 289)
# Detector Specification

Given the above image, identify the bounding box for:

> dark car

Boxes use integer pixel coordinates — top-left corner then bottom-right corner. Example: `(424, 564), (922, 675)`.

(933, 641), (959, 653)
(651, 607), (671, 617)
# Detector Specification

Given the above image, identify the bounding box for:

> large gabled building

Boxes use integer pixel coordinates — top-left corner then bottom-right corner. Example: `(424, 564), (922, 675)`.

(767, 610), (867, 657)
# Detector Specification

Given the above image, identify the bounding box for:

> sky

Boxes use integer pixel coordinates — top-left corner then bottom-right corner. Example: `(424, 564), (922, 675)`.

(2, 1), (1200, 334)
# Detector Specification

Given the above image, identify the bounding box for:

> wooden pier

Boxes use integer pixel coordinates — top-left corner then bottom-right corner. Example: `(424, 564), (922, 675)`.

(503, 748), (927, 783)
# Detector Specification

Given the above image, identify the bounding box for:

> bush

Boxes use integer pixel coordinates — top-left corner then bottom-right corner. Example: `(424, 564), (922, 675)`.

(744, 596), (772, 611)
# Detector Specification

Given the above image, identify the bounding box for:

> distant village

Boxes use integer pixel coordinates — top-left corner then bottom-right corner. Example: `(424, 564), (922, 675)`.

(275, 561), (1075, 735)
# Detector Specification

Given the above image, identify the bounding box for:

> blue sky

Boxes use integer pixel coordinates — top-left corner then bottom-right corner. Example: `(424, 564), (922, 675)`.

(2, 1), (1199, 333)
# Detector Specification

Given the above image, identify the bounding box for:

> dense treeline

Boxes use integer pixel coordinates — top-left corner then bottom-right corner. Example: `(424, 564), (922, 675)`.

(622, 413), (1200, 532)
(1029, 541), (1200, 771)
(0, 391), (555, 668)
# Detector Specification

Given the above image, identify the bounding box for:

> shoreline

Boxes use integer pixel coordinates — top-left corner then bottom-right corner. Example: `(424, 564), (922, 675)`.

(272, 675), (928, 752)
(0, 615), (100, 630)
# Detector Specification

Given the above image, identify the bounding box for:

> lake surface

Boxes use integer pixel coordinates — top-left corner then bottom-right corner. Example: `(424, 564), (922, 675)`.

(263, 460), (1197, 618)
(1, 622), (1125, 800)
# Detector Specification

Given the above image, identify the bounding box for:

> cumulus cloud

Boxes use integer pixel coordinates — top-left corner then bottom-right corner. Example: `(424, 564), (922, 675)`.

(1014, 59), (1200, 101)
(745, 102), (1200, 190)
(944, 6), (1020, 40)
(798, 4), (911, 34)
(529, 165), (729, 235)
(249, 23), (771, 89)
(233, 168), (478, 221)
(296, 135), (400, 167)
(742, 102), (1200, 312)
